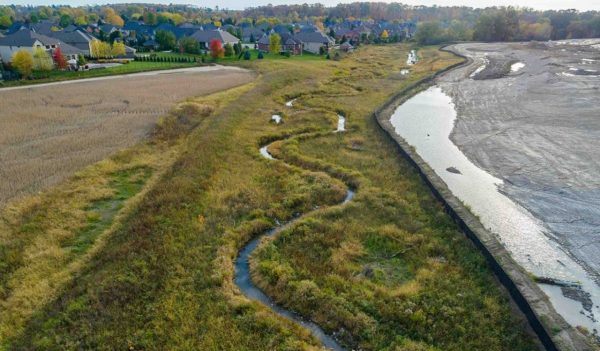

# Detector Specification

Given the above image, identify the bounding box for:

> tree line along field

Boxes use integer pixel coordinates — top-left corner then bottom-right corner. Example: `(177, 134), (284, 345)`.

(0, 44), (537, 350)
(0, 67), (255, 209)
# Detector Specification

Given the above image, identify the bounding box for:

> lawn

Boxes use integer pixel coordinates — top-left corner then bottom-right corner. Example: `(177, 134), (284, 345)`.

(0, 60), (197, 88)
(0, 44), (536, 350)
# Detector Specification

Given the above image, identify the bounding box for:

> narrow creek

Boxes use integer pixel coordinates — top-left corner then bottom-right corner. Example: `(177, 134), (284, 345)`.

(389, 86), (600, 333)
(234, 101), (353, 350)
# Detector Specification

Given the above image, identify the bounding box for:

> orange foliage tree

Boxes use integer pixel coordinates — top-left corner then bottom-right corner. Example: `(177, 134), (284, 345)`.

(209, 39), (224, 60)
(53, 47), (67, 69)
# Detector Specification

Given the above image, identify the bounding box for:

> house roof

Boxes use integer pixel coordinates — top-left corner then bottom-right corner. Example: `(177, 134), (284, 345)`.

(294, 31), (334, 45)
(56, 42), (86, 55)
(190, 29), (239, 44)
(0, 29), (62, 47)
(47, 30), (93, 51)
(143, 39), (158, 47)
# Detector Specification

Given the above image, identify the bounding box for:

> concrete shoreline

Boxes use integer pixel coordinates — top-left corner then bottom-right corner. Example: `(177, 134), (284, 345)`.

(374, 46), (593, 351)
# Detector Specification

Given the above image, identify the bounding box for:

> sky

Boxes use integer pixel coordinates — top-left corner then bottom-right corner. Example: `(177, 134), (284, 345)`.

(2, 0), (600, 11)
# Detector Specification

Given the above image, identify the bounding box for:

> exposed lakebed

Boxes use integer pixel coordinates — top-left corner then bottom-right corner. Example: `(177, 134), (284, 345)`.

(390, 86), (600, 333)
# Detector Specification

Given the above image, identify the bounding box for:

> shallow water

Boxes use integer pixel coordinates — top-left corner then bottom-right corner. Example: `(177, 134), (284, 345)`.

(336, 115), (346, 132)
(390, 86), (600, 332)
(234, 104), (352, 350)
(511, 62), (525, 72)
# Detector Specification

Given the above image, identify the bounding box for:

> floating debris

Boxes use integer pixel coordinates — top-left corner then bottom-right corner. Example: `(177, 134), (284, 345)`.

(446, 166), (462, 174)
(400, 69), (410, 76)
(285, 99), (296, 107)
(271, 115), (282, 124)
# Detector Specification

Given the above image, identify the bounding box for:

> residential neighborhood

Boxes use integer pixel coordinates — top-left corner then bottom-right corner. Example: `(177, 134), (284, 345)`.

(0, 4), (419, 82)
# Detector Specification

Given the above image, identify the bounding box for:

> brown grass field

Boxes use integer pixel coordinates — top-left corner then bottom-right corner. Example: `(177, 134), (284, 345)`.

(0, 68), (255, 208)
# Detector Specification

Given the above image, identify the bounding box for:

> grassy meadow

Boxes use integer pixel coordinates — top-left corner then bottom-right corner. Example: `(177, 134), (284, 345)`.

(0, 44), (536, 350)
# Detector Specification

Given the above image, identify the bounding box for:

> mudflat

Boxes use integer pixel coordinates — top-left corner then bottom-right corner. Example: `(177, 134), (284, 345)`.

(0, 67), (255, 208)
(439, 41), (600, 322)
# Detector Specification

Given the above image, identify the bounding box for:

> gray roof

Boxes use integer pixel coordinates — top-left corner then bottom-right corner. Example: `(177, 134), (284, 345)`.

(0, 29), (61, 47)
(294, 31), (334, 45)
(57, 42), (86, 55)
(190, 29), (239, 44)
(47, 30), (93, 52)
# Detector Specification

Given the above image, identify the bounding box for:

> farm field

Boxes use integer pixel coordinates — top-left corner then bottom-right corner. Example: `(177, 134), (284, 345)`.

(0, 44), (537, 350)
(0, 66), (255, 208)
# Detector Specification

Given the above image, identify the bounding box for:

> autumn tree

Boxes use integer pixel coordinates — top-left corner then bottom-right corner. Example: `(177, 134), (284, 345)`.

(32, 47), (54, 73)
(269, 33), (281, 54)
(209, 39), (224, 60)
(111, 41), (126, 57)
(381, 29), (389, 41)
(11, 50), (34, 78)
(53, 47), (67, 69)
(91, 40), (112, 58)
(104, 7), (124, 27)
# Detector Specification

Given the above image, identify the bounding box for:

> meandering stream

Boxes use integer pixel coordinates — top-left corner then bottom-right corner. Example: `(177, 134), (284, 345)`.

(234, 100), (353, 350)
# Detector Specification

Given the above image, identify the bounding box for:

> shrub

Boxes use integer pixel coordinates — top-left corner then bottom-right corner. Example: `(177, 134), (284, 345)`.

(257, 51), (264, 59)
(224, 43), (234, 57)
(11, 50), (34, 78)
(243, 50), (251, 60)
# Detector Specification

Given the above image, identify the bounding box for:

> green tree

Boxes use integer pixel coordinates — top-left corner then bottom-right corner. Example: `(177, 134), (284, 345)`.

(77, 53), (86, 66)
(269, 33), (281, 54)
(179, 37), (200, 54)
(59, 14), (72, 28)
(11, 50), (34, 78)
(223, 43), (234, 57)
(473, 8), (519, 42)
(415, 22), (446, 45)
(155, 30), (176, 50)
(0, 15), (12, 29)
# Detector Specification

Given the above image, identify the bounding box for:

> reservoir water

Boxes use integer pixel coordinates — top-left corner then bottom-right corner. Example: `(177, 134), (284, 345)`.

(390, 86), (600, 333)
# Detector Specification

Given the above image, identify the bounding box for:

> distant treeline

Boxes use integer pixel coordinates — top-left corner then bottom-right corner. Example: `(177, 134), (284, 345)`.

(1, 2), (598, 44)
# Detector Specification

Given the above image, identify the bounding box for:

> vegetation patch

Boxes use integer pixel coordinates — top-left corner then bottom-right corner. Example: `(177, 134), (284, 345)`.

(1, 45), (536, 350)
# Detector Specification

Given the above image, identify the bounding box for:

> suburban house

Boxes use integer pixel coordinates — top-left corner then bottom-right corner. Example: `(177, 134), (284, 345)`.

(47, 30), (95, 56)
(0, 29), (62, 64)
(190, 29), (239, 49)
(257, 33), (303, 55)
(294, 31), (335, 54)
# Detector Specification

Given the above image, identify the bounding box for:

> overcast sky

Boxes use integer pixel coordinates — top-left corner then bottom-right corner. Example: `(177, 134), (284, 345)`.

(2, 0), (599, 12)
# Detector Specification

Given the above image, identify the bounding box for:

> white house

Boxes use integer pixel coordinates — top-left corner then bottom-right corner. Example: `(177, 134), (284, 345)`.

(0, 29), (61, 64)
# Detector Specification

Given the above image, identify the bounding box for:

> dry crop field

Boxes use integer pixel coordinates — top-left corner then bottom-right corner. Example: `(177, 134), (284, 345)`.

(0, 68), (255, 208)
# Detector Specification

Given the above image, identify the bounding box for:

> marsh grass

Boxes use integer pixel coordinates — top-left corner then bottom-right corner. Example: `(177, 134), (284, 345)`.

(2, 45), (536, 350)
